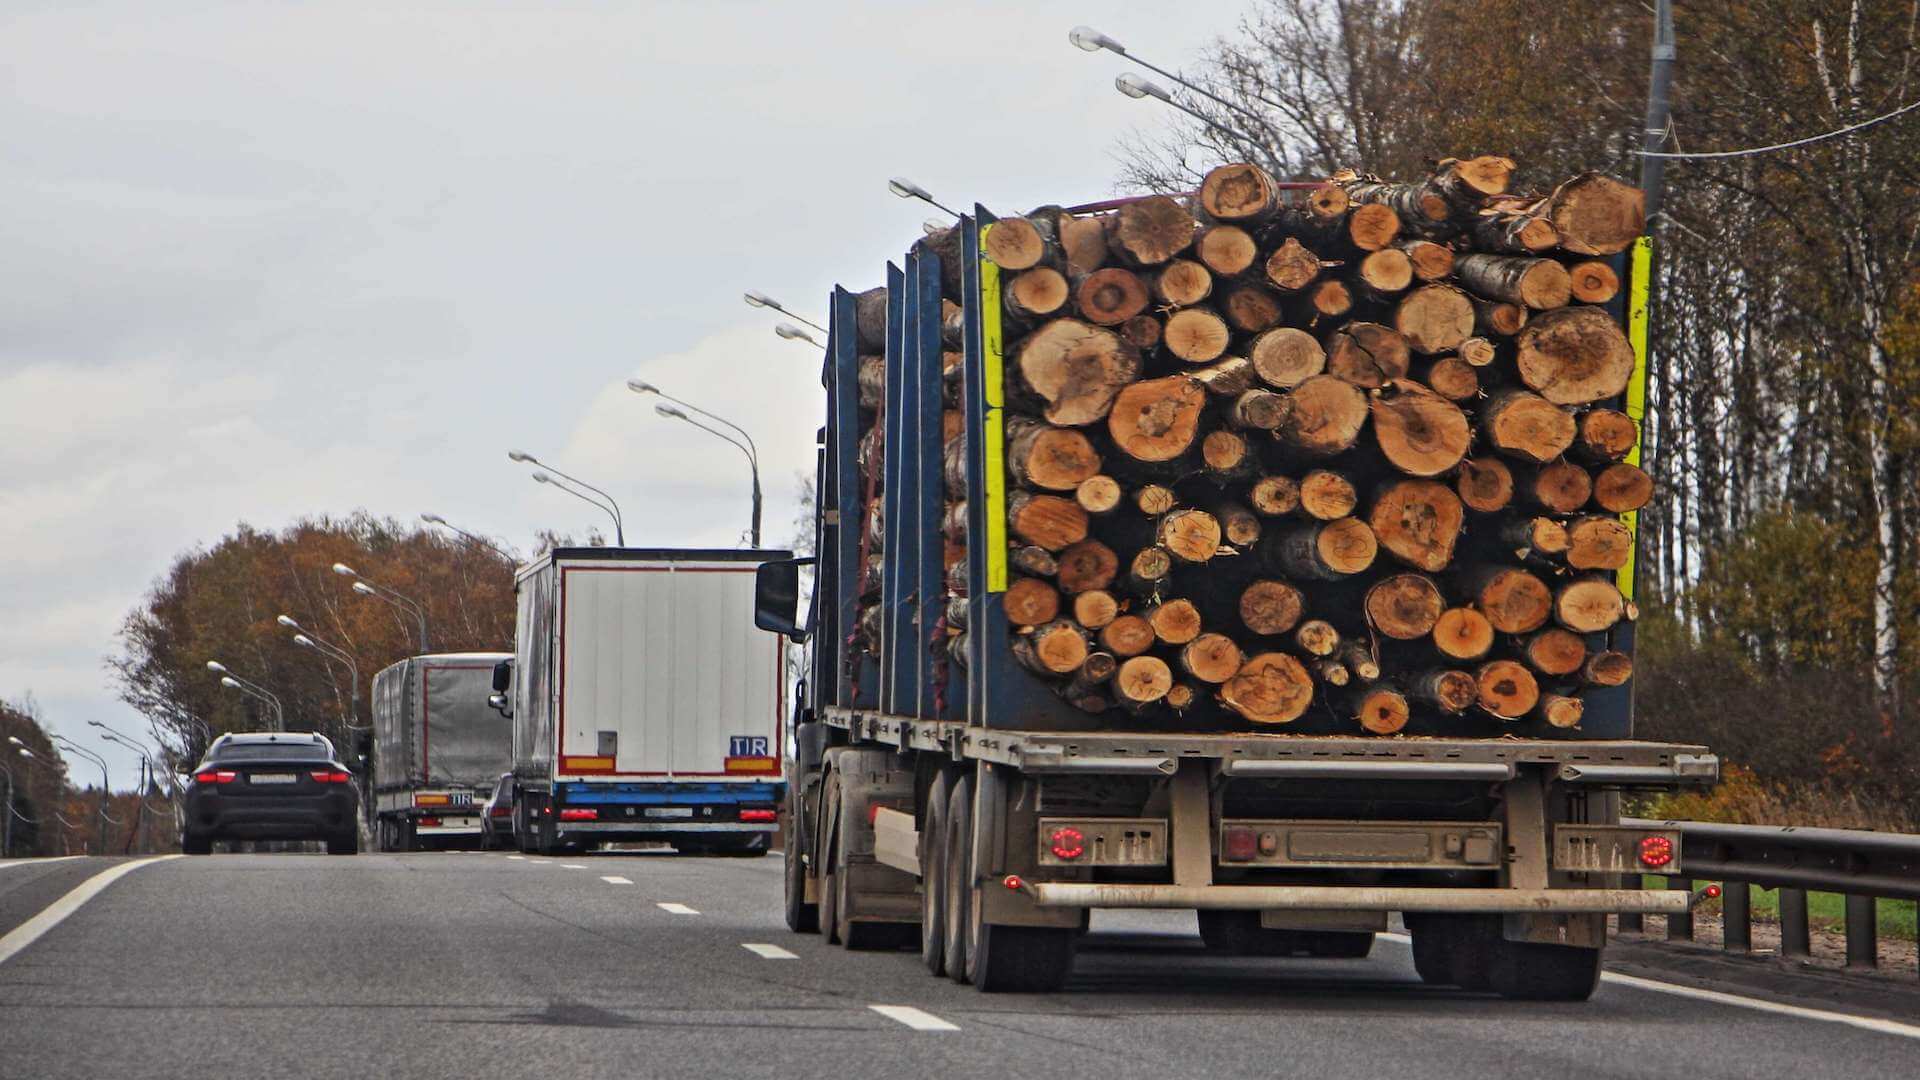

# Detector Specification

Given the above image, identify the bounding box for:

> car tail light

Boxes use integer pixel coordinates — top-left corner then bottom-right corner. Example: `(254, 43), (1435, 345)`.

(559, 808), (598, 822)
(194, 770), (237, 785)
(1639, 835), (1674, 868)
(740, 809), (777, 823)
(419, 817), (442, 828)
(310, 770), (351, 784)
(1048, 826), (1085, 861)
(490, 806), (512, 817)
(1222, 826), (1258, 862)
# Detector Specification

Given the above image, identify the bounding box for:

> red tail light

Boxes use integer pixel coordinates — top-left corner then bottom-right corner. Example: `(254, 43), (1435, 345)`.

(559, 808), (598, 822)
(1639, 835), (1674, 868)
(1222, 826), (1258, 862)
(194, 770), (237, 785)
(310, 771), (352, 784)
(418, 817), (442, 828)
(489, 806), (512, 817)
(1048, 826), (1085, 860)
(740, 809), (778, 823)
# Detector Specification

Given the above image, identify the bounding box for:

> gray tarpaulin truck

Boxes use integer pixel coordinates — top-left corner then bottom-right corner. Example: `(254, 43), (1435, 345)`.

(753, 194), (1721, 998)
(369, 652), (513, 851)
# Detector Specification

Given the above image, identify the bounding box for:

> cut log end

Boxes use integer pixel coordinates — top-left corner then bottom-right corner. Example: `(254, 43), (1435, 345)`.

(1147, 598), (1204, 646)
(1365, 573), (1444, 639)
(1100, 615), (1156, 658)
(1538, 694), (1586, 729)
(1219, 652), (1315, 724)
(1593, 463), (1653, 513)
(1369, 478), (1465, 572)
(1473, 567), (1553, 634)
(1163, 308), (1232, 363)
(1433, 606), (1496, 660)
(1299, 470), (1357, 520)
(1249, 327), (1326, 389)
(1004, 577), (1061, 627)
(1456, 458), (1515, 513)
(1250, 475), (1302, 516)
(1524, 628), (1588, 676)
(1115, 655), (1174, 707)
(1180, 633), (1246, 684)
(1355, 689), (1411, 735)
(1108, 376), (1207, 462)
(1075, 474), (1123, 515)
(1476, 660), (1540, 720)
(1200, 162), (1280, 222)
(1372, 380), (1471, 477)
(1239, 579), (1304, 636)
(1394, 285), (1475, 355)
(984, 216), (1047, 271)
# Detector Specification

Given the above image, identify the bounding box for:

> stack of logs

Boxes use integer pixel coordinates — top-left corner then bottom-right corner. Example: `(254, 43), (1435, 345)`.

(858, 157), (1650, 735)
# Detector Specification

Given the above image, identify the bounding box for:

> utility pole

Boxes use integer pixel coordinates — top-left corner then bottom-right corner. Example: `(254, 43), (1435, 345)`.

(1639, 0), (1676, 223)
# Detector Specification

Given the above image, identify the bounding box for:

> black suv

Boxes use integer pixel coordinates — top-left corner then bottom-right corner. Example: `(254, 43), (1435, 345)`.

(180, 733), (360, 855)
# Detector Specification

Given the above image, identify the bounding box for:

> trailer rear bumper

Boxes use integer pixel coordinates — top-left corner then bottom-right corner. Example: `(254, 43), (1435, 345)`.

(1020, 882), (1696, 915)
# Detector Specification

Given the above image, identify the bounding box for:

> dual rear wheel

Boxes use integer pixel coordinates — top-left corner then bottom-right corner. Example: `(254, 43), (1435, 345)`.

(1408, 914), (1602, 1001)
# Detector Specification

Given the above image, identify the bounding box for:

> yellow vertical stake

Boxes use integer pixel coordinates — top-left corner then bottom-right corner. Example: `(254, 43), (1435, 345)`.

(979, 225), (1009, 594)
(1618, 236), (1653, 600)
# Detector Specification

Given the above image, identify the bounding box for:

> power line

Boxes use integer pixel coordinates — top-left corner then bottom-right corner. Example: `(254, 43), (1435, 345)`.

(1635, 97), (1920, 159)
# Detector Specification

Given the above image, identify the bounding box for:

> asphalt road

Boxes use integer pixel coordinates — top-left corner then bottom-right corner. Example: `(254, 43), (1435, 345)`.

(1, 851), (1916, 1080)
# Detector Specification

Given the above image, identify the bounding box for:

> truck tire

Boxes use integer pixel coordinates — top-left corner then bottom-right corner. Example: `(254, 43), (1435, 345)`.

(326, 830), (358, 855)
(181, 832), (213, 856)
(818, 771), (844, 945)
(1409, 914), (1498, 990)
(961, 769), (1075, 992)
(1300, 931), (1374, 959)
(1409, 920), (1457, 985)
(941, 774), (973, 983)
(1490, 940), (1602, 1001)
(919, 771), (951, 976)
(784, 830), (819, 934)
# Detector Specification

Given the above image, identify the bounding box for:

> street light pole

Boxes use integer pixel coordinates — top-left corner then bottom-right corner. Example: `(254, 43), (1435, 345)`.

(528, 472), (625, 545)
(277, 616), (362, 734)
(773, 323), (825, 348)
(743, 291), (828, 335)
(887, 177), (960, 218)
(653, 404), (762, 547)
(420, 513), (515, 561)
(1069, 24), (1276, 125)
(626, 380), (764, 547)
(0, 760), (14, 858)
(207, 661), (286, 731)
(330, 564), (431, 652)
(506, 452), (626, 546)
(95, 731), (156, 854)
(1113, 73), (1258, 146)
(51, 737), (112, 855)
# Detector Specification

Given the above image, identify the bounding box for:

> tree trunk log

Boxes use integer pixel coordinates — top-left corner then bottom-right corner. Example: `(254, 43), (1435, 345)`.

(1239, 579), (1304, 635)
(1163, 308), (1232, 363)
(1006, 416), (1102, 491)
(1146, 598), (1203, 645)
(1474, 298), (1529, 337)
(1592, 462), (1653, 512)
(1248, 327), (1326, 388)
(1072, 589), (1120, 630)
(1158, 508), (1223, 564)
(1326, 322), (1412, 388)
(1339, 641), (1382, 681)
(1196, 224), (1258, 276)
(1221, 284), (1285, 333)
(1567, 260), (1619, 303)
(1547, 173), (1645, 256)
(1229, 389), (1290, 431)
(1012, 319), (1143, 426)
(1214, 500), (1261, 548)
(1264, 237), (1323, 293)
(1006, 267), (1071, 321)
(1399, 239), (1455, 281)
(1523, 628), (1588, 676)
(1106, 195), (1196, 266)
(1566, 515), (1632, 571)
(1056, 538), (1119, 593)
(1275, 375), (1369, 455)
(1108, 375), (1207, 462)
(1394, 285), (1476, 355)
(1346, 203), (1402, 251)
(984, 216), (1050, 271)
(1454, 254), (1572, 310)
(1356, 248), (1414, 299)
(1369, 478), (1465, 571)
(1007, 492), (1088, 551)
(1372, 379), (1472, 477)
(1465, 566), (1553, 634)
(1515, 306), (1635, 405)
(1057, 212), (1109, 276)
(1075, 474), (1123, 515)
(1004, 576), (1061, 627)
(1458, 336), (1498, 367)
(1432, 607), (1495, 660)
(1471, 205), (1559, 253)
(1431, 155), (1516, 204)
(1352, 687), (1411, 734)
(1272, 518), (1378, 579)
(1554, 578), (1625, 633)
(1519, 459), (1594, 514)
(854, 287), (890, 351)
(1114, 656), (1174, 710)
(1154, 259), (1213, 307)
(1124, 546), (1172, 597)
(1413, 669), (1479, 714)
(1100, 615), (1156, 658)
(1199, 162), (1281, 222)
(1483, 389), (1577, 462)
(1537, 694), (1585, 729)
(1191, 356), (1257, 398)
(1315, 659), (1352, 687)
(1134, 484), (1178, 517)
(1455, 457), (1515, 512)
(1418, 355), (1480, 401)
(1299, 469), (1358, 519)
(1010, 545), (1058, 578)
(1294, 619), (1340, 656)
(1583, 650), (1634, 686)
(1502, 516), (1571, 559)
(1180, 633), (1246, 684)
(1120, 314), (1161, 351)
(1072, 268), (1151, 326)
(1012, 619), (1089, 676)
(857, 354), (886, 411)
(1365, 572), (1445, 639)
(1219, 653), (1315, 724)
(1250, 475), (1302, 516)
(1574, 408), (1638, 462)
(1476, 659), (1539, 719)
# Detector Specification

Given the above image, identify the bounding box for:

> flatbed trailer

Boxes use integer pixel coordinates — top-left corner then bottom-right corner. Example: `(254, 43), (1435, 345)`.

(752, 206), (1718, 998)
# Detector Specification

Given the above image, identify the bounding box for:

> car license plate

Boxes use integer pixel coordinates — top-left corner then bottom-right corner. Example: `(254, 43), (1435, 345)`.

(646, 807), (693, 818)
(251, 773), (297, 784)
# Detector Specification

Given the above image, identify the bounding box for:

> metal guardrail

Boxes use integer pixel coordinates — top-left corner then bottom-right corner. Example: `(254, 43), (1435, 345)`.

(1620, 817), (1920, 975)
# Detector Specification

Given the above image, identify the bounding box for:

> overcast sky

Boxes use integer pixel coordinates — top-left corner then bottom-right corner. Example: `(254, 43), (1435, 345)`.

(0, 1), (1246, 785)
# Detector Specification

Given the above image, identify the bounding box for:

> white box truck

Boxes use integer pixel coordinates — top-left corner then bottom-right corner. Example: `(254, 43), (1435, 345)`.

(369, 652), (514, 851)
(499, 547), (789, 855)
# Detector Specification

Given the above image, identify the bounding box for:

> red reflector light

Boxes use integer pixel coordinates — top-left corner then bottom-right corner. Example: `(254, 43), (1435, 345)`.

(740, 809), (777, 823)
(194, 770), (237, 785)
(489, 806), (512, 817)
(418, 817), (442, 828)
(309, 771), (351, 784)
(558, 808), (598, 822)
(1003, 875), (1024, 891)
(1048, 827), (1085, 860)
(1705, 884), (1722, 899)
(1222, 827), (1258, 862)
(1639, 835), (1674, 868)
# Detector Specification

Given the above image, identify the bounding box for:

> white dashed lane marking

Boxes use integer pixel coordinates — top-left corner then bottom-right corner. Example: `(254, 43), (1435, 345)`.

(657, 903), (699, 915)
(561, 864), (587, 869)
(505, 855), (524, 861)
(601, 876), (634, 885)
(742, 943), (798, 960)
(869, 1005), (959, 1032)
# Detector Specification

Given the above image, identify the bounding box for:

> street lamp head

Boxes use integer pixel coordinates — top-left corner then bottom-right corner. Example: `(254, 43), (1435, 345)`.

(1115, 73), (1168, 101)
(774, 323), (820, 345)
(626, 379), (658, 395)
(887, 177), (933, 201)
(87, 720), (103, 728)
(276, 615), (299, 629)
(331, 563), (357, 577)
(206, 661), (228, 674)
(1070, 25), (1123, 53)
(743, 290), (775, 309)
(293, 634), (315, 649)
(351, 581), (377, 596)
(507, 450), (535, 464)
(654, 404), (688, 421)
(15, 748), (29, 760)
(5, 736), (22, 747)
(530, 471), (553, 485)
(421, 513), (445, 525)
(220, 677), (242, 689)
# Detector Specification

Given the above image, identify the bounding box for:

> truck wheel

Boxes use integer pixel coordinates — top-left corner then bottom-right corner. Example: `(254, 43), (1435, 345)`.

(1409, 920), (1457, 985)
(783, 830), (819, 934)
(1300, 931), (1374, 959)
(969, 924), (1076, 993)
(398, 819), (418, 853)
(1197, 911), (1304, 956)
(818, 772), (843, 945)
(1412, 914), (1497, 990)
(181, 832), (213, 856)
(1490, 940), (1602, 1001)
(941, 774), (973, 982)
(326, 830), (358, 856)
(918, 772), (951, 976)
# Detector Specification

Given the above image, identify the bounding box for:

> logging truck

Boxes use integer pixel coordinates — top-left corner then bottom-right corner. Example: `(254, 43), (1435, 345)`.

(752, 159), (1720, 998)
(368, 652), (514, 851)
(499, 547), (788, 855)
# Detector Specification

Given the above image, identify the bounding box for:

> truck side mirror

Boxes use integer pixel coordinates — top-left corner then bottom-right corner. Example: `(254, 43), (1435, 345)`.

(352, 730), (373, 759)
(487, 693), (513, 719)
(492, 659), (513, 693)
(754, 557), (814, 641)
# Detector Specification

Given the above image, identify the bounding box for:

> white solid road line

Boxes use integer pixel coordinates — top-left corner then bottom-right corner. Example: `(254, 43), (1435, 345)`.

(561, 864), (587, 869)
(601, 876), (634, 885)
(505, 855), (524, 861)
(0, 856), (86, 871)
(1377, 932), (1920, 1041)
(657, 902), (699, 915)
(870, 1005), (960, 1032)
(742, 943), (798, 960)
(0, 855), (182, 967)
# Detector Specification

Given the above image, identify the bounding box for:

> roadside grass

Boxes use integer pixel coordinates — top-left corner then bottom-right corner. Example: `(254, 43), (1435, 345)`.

(1646, 875), (1917, 941)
